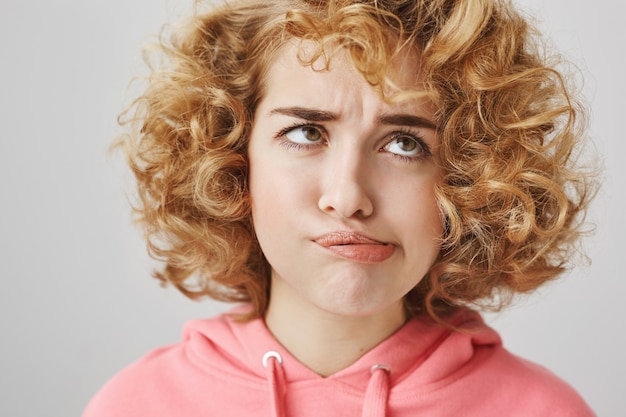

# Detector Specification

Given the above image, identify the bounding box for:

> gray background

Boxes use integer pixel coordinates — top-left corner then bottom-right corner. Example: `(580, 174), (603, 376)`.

(0, 0), (623, 415)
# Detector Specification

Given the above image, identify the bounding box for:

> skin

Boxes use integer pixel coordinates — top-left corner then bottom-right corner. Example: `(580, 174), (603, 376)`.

(248, 42), (443, 376)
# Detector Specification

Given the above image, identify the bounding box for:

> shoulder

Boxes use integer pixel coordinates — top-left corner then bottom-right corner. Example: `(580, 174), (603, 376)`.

(82, 313), (240, 417)
(403, 311), (595, 416)
(471, 347), (595, 416)
(82, 343), (195, 417)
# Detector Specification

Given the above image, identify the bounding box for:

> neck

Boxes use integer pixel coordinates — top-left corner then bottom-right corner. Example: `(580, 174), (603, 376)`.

(265, 278), (407, 377)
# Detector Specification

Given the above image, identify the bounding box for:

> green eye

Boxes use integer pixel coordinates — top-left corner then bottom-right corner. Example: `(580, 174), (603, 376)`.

(285, 126), (323, 144)
(384, 135), (425, 157)
(397, 137), (418, 153)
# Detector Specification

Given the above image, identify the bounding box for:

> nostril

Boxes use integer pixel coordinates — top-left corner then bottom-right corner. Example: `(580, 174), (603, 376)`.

(318, 182), (374, 219)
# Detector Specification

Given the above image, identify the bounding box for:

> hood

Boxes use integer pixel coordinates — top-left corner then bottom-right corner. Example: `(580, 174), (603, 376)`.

(85, 305), (594, 417)
(182, 306), (501, 417)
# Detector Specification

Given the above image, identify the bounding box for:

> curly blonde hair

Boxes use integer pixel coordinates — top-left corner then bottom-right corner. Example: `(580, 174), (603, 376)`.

(120, 0), (595, 320)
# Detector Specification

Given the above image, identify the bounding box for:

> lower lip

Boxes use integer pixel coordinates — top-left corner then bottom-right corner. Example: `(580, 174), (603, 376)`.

(323, 244), (395, 263)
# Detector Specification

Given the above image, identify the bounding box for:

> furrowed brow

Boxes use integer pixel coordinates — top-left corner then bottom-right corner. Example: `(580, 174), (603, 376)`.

(269, 107), (337, 122)
(379, 114), (436, 130)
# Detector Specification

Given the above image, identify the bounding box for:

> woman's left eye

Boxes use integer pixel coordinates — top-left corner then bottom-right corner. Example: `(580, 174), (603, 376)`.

(383, 134), (430, 158)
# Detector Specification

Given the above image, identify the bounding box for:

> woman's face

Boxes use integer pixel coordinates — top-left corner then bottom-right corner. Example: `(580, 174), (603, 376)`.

(248, 42), (443, 320)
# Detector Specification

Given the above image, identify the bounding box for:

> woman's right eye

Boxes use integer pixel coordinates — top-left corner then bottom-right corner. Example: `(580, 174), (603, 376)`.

(284, 125), (324, 144)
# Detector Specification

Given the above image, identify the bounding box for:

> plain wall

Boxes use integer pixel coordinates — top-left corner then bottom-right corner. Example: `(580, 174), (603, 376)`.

(0, 0), (623, 415)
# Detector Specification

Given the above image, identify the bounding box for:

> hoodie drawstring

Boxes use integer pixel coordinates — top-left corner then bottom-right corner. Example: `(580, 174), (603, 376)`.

(263, 351), (286, 417)
(361, 364), (390, 417)
(263, 351), (389, 417)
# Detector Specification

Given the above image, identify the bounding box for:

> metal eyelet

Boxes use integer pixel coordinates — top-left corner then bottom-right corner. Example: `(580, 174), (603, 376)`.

(262, 351), (284, 368)
(370, 364), (390, 373)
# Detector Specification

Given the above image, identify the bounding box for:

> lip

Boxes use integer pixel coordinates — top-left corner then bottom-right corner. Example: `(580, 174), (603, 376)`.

(313, 231), (395, 264)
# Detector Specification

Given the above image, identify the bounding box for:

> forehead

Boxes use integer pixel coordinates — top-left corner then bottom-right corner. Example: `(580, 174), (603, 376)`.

(258, 40), (435, 116)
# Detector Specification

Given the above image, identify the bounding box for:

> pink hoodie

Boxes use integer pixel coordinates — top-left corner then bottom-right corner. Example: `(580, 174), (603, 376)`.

(83, 307), (594, 416)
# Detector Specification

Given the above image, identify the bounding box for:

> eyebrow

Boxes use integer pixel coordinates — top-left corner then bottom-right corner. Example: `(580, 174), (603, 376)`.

(269, 107), (336, 122)
(378, 114), (436, 130)
(269, 106), (436, 130)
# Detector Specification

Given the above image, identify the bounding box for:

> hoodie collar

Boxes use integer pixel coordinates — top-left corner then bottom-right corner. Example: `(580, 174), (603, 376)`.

(183, 306), (500, 417)
(184, 305), (500, 392)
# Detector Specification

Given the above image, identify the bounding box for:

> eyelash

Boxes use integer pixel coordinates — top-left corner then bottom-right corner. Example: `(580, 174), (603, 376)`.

(386, 128), (432, 163)
(274, 122), (327, 150)
(274, 123), (431, 162)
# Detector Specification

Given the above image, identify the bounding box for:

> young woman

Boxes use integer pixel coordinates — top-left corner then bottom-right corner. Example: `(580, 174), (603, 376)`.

(84, 0), (596, 415)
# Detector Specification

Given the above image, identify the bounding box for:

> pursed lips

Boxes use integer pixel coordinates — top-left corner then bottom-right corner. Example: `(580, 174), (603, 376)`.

(313, 231), (395, 263)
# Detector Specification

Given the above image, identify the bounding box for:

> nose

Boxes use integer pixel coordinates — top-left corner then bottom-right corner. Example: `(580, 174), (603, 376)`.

(318, 148), (374, 219)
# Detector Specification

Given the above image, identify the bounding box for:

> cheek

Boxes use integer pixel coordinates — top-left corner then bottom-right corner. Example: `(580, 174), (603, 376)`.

(248, 164), (310, 273)
(249, 165), (275, 226)
(392, 180), (443, 250)
(249, 160), (309, 238)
